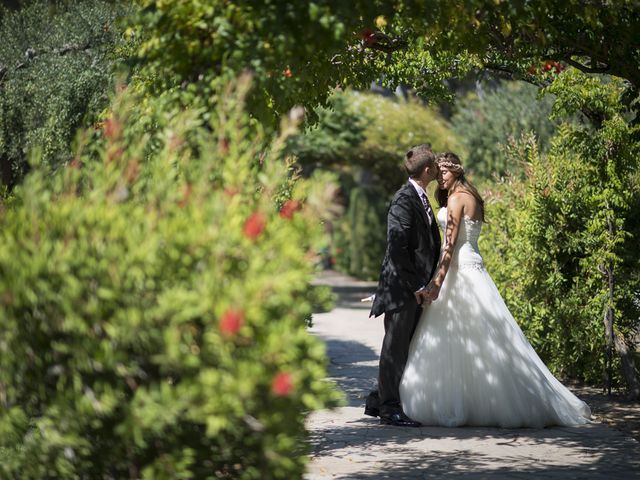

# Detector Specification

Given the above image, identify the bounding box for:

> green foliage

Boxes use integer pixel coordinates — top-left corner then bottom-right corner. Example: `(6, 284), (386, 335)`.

(0, 0), (131, 190)
(291, 90), (462, 279)
(288, 93), (366, 170)
(0, 81), (342, 479)
(342, 186), (387, 280)
(451, 81), (557, 178)
(349, 91), (463, 194)
(129, 1), (382, 127)
(352, 1), (640, 106)
(294, 90), (462, 194)
(481, 72), (640, 386)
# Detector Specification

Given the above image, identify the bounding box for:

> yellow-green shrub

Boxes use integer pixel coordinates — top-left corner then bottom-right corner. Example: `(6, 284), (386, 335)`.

(0, 80), (342, 479)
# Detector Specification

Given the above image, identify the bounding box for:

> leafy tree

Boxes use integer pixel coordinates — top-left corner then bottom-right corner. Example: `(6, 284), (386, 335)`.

(128, 1), (383, 128)
(348, 1), (640, 111)
(0, 0), (131, 191)
(293, 90), (463, 194)
(451, 81), (557, 178)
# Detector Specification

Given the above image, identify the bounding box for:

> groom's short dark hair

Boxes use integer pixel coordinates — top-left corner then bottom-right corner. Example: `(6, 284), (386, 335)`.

(405, 144), (436, 178)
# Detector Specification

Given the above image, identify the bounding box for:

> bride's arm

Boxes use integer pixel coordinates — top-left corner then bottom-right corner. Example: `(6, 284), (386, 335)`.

(426, 194), (464, 301)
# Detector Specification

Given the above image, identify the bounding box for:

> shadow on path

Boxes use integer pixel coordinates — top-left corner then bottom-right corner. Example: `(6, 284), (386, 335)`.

(322, 338), (378, 408)
(307, 271), (640, 479)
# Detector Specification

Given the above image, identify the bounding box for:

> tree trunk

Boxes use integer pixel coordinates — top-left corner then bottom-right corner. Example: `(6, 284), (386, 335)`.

(613, 332), (640, 400)
(603, 215), (640, 400)
(603, 304), (614, 395)
(0, 154), (13, 191)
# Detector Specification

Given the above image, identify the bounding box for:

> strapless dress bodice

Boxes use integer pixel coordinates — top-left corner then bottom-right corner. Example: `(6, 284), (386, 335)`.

(437, 207), (484, 270)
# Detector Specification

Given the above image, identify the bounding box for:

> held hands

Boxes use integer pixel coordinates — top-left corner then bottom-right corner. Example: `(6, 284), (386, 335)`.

(415, 283), (439, 305)
(423, 281), (441, 304)
(414, 289), (429, 305)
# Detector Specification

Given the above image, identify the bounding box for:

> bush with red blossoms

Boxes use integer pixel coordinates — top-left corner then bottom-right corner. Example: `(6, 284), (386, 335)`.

(279, 199), (300, 219)
(0, 79), (343, 479)
(243, 212), (267, 239)
(219, 308), (244, 336)
(271, 372), (295, 397)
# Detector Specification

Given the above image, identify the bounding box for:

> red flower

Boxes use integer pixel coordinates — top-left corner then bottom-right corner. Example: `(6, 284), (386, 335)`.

(219, 138), (230, 155)
(279, 200), (300, 219)
(103, 117), (121, 140)
(220, 308), (244, 336)
(271, 372), (294, 397)
(283, 68), (293, 78)
(359, 29), (377, 46)
(243, 212), (267, 240)
(178, 183), (192, 208)
(543, 62), (553, 72)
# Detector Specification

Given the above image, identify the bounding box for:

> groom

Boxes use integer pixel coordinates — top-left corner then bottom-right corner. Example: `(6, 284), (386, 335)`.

(366, 144), (441, 427)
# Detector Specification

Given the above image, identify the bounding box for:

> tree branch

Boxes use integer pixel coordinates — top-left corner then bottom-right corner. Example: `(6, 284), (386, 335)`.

(0, 42), (95, 87)
(564, 57), (610, 74)
(362, 31), (408, 54)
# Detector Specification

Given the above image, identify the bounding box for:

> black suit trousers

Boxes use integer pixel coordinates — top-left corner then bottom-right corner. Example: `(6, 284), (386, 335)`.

(377, 297), (422, 416)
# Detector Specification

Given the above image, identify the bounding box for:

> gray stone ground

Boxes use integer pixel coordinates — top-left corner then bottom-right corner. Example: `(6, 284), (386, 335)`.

(305, 271), (640, 479)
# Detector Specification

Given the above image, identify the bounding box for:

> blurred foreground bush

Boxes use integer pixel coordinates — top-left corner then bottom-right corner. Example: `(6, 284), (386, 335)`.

(0, 78), (342, 479)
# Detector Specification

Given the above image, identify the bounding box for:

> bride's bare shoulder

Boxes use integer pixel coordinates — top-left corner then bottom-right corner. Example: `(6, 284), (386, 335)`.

(449, 191), (480, 220)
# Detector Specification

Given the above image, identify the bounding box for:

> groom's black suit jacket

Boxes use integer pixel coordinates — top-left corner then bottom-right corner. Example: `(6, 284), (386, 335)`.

(370, 181), (441, 318)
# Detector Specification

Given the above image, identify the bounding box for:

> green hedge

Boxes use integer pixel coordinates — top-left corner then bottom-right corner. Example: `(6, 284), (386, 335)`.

(0, 0), (131, 190)
(0, 82), (342, 479)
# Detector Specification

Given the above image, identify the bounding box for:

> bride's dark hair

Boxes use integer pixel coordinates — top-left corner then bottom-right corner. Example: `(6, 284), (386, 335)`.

(436, 152), (485, 222)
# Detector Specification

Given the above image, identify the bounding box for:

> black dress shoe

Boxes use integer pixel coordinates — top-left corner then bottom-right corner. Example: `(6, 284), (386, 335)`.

(364, 406), (379, 417)
(364, 390), (380, 417)
(379, 412), (421, 427)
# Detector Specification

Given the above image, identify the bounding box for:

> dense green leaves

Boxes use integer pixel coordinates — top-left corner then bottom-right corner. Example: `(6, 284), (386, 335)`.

(451, 81), (557, 178)
(129, 1), (381, 127)
(356, 1), (640, 104)
(0, 0), (131, 189)
(481, 72), (640, 390)
(0, 82), (343, 479)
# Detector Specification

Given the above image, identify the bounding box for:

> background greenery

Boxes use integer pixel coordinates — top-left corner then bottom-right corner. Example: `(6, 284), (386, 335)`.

(451, 81), (558, 178)
(0, 0), (639, 477)
(291, 89), (463, 279)
(0, 0), (132, 190)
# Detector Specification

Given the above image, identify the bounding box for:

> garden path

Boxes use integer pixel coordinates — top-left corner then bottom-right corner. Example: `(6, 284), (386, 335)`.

(305, 270), (640, 479)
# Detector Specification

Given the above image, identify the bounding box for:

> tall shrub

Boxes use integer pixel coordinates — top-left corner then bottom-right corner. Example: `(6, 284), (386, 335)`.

(481, 72), (640, 394)
(343, 186), (388, 280)
(0, 79), (342, 479)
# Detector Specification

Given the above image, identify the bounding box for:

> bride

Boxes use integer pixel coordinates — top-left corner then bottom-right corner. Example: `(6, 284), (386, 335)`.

(399, 152), (592, 428)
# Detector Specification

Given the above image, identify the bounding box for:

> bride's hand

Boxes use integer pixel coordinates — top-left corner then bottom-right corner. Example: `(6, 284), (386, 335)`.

(424, 282), (441, 303)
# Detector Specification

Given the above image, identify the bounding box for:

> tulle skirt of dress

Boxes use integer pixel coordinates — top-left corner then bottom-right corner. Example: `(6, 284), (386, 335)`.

(399, 264), (592, 428)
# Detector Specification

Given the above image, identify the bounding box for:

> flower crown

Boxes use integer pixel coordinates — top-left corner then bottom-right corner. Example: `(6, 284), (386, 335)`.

(437, 160), (464, 174)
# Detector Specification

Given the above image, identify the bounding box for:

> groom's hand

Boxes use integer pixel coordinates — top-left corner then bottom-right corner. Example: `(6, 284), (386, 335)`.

(414, 288), (428, 305)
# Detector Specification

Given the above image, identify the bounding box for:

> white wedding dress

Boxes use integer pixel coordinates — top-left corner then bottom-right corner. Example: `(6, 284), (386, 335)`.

(400, 207), (591, 428)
